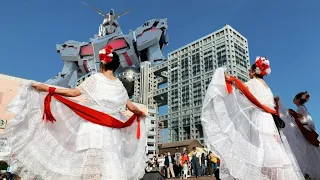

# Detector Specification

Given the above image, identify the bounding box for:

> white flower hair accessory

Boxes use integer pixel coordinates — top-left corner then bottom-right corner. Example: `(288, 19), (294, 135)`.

(301, 92), (310, 102)
(255, 56), (271, 76)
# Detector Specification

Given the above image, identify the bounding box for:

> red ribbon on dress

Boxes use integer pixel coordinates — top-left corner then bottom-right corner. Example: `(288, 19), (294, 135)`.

(42, 87), (142, 139)
(287, 109), (319, 147)
(225, 76), (279, 116)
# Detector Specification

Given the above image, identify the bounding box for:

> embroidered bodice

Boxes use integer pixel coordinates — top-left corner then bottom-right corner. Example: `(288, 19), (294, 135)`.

(77, 73), (129, 116)
(245, 78), (275, 109)
(297, 105), (316, 131)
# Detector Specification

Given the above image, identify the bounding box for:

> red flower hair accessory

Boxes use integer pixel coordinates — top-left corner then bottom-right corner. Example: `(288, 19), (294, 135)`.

(255, 56), (271, 76)
(301, 92), (310, 102)
(99, 45), (113, 64)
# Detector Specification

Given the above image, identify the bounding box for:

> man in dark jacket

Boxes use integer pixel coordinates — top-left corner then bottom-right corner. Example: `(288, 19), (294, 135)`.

(164, 152), (175, 178)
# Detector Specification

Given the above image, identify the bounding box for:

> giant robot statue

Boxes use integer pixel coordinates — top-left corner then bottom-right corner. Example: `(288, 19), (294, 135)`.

(45, 1), (169, 96)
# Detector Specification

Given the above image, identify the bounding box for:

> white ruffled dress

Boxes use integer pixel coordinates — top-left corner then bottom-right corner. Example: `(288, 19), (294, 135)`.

(0, 73), (147, 180)
(201, 68), (304, 180)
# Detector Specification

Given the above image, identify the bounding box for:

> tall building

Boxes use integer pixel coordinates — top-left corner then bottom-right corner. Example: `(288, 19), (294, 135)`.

(166, 24), (250, 144)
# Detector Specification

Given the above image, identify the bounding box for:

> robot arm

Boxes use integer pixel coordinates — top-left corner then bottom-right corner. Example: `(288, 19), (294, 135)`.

(46, 40), (97, 88)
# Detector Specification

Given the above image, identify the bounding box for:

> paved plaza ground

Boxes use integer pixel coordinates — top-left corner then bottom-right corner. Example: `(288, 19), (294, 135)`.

(167, 176), (217, 180)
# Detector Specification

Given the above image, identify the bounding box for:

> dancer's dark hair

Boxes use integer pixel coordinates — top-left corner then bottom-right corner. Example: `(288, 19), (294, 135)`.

(294, 92), (308, 105)
(250, 64), (264, 79)
(100, 52), (120, 72)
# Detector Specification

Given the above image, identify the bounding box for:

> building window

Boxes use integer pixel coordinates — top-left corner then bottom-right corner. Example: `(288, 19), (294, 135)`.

(170, 89), (179, 112)
(217, 50), (227, 67)
(192, 53), (201, 76)
(181, 85), (190, 108)
(204, 55), (213, 72)
(170, 69), (178, 84)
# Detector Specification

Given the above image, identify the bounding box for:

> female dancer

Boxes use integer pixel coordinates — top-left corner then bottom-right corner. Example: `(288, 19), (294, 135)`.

(290, 92), (316, 132)
(201, 57), (304, 180)
(0, 45), (147, 180)
(277, 92), (320, 179)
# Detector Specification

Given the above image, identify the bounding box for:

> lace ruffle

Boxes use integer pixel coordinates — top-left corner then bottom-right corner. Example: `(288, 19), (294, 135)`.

(1, 81), (147, 180)
(278, 100), (320, 179)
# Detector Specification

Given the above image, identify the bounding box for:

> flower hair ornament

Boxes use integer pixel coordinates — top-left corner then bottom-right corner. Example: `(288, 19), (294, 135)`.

(99, 45), (113, 64)
(254, 56), (271, 76)
(301, 92), (310, 102)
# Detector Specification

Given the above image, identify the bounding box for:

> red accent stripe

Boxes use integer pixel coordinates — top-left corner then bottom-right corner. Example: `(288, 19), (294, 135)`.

(107, 39), (127, 50)
(123, 52), (133, 66)
(138, 27), (158, 37)
(83, 60), (89, 73)
(80, 44), (94, 56)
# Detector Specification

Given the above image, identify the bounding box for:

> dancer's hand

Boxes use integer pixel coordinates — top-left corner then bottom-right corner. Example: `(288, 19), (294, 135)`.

(140, 111), (147, 118)
(288, 109), (303, 119)
(274, 96), (280, 101)
(296, 113), (303, 119)
(224, 72), (230, 80)
(32, 83), (49, 92)
(288, 109), (295, 116)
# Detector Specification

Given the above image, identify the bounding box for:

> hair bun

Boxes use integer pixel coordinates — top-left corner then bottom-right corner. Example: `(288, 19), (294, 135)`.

(301, 92), (310, 102)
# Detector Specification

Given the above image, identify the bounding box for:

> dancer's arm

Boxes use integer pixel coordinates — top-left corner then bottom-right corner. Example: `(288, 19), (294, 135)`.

(288, 109), (303, 119)
(32, 83), (81, 97)
(126, 100), (147, 117)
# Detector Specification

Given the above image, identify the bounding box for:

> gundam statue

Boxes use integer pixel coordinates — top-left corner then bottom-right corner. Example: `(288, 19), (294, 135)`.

(45, 1), (169, 96)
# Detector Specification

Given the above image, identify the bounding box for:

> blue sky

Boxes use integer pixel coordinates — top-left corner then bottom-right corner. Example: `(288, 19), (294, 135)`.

(1, 0), (319, 141)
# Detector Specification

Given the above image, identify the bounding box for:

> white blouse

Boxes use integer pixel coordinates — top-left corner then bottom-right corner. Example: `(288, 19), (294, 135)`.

(297, 106), (316, 131)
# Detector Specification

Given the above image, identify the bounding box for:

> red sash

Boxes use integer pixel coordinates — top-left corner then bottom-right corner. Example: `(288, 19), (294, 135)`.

(42, 87), (141, 139)
(225, 76), (278, 116)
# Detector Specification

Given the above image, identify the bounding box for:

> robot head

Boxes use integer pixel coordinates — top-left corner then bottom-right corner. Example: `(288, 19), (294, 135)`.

(102, 19), (120, 35)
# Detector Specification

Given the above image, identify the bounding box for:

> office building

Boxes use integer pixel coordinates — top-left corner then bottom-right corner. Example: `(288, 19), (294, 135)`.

(165, 24), (250, 144)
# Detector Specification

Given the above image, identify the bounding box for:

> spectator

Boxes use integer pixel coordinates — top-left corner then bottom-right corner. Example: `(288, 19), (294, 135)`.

(152, 156), (158, 167)
(158, 154), (165, 176)
(164, 152), (175, 178)
(214, 158), (221, 180)
(201, 153), (206, 176)
(182, 160), (189, 179)
(209, 152), (219, 178)
(174, 154), (181, 178)
(189, 147), (200, 178)
(207, 152), (213, 176)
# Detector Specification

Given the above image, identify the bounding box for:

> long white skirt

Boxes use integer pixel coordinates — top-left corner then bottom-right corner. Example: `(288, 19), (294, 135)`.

(277, 100), (320, 179)
(201, 68), (304, 180)
(0, 82), (147, 180)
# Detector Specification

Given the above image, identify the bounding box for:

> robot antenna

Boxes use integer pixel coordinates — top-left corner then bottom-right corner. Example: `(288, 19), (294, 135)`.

(81, 1), (107, 17)
(115, 9), (132, 19)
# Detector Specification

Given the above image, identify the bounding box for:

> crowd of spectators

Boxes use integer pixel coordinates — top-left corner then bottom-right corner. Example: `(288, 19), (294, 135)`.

(146, 147), (220, 179)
